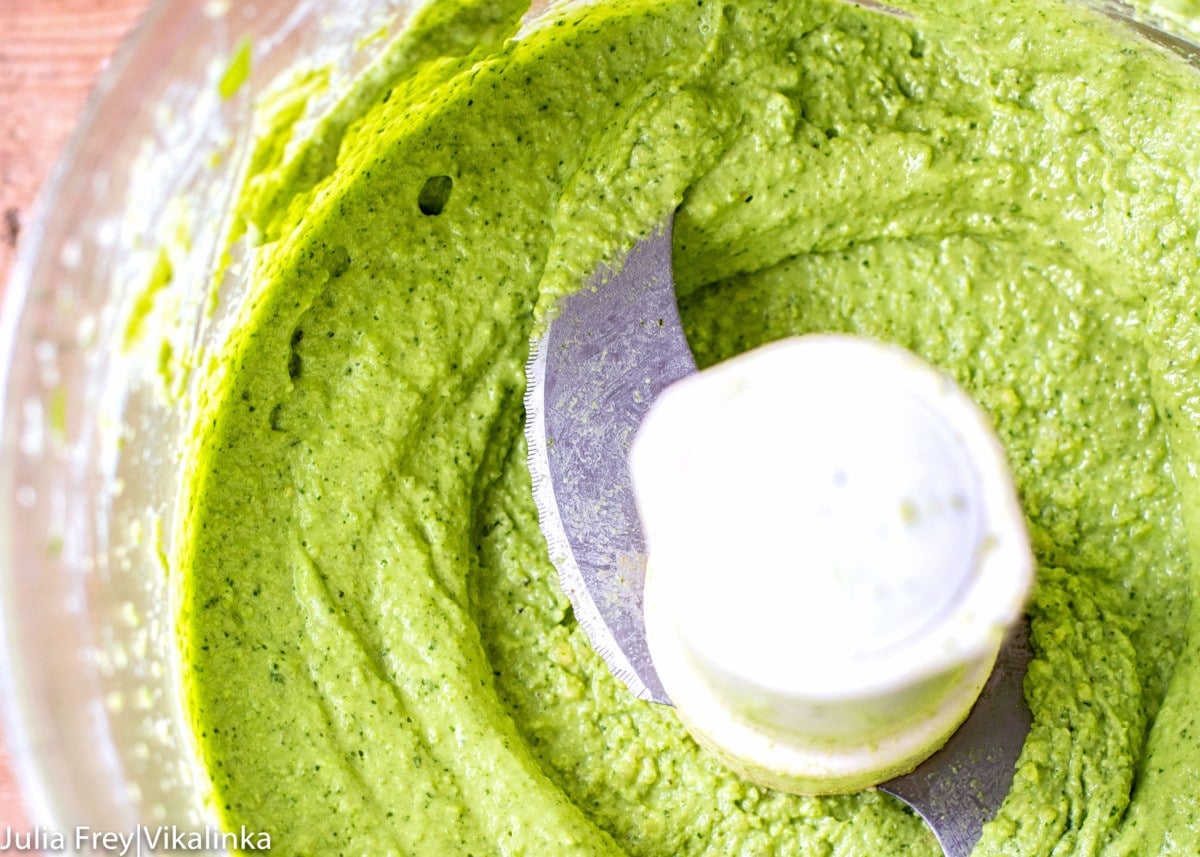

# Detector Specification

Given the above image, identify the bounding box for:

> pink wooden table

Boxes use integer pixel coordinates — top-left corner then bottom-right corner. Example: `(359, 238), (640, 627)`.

(0, 0), (154, 836)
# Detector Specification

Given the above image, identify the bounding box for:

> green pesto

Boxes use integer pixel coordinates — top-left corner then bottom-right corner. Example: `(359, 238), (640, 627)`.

(124, 248), (173, 349)
(218, 38), (253, 100)
(180, 0), (1200, 853)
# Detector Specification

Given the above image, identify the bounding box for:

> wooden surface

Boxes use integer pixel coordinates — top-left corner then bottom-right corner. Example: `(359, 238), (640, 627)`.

(0, 0), (154, 835)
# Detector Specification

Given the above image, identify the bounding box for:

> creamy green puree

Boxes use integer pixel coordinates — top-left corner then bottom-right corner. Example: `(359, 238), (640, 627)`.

(180, 0), (1200, 853)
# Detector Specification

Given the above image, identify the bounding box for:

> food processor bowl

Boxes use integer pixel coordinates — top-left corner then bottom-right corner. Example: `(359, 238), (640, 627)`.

(0, 0), (1195, 851)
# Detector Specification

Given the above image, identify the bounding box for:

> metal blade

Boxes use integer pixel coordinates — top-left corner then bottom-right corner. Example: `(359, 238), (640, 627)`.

(523, 212), (1032, 857)
(524, 214), (695, 703)
(880, 621), (1033, 857)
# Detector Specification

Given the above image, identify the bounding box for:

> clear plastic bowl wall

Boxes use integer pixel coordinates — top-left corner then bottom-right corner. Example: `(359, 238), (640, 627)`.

(0, 0), (424, 840)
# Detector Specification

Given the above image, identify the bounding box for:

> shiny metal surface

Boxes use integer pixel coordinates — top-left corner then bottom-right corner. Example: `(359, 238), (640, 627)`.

(524, 216), (693, 704)
(524, 216), (1032, 854)
(880, 623), (1033, 856)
